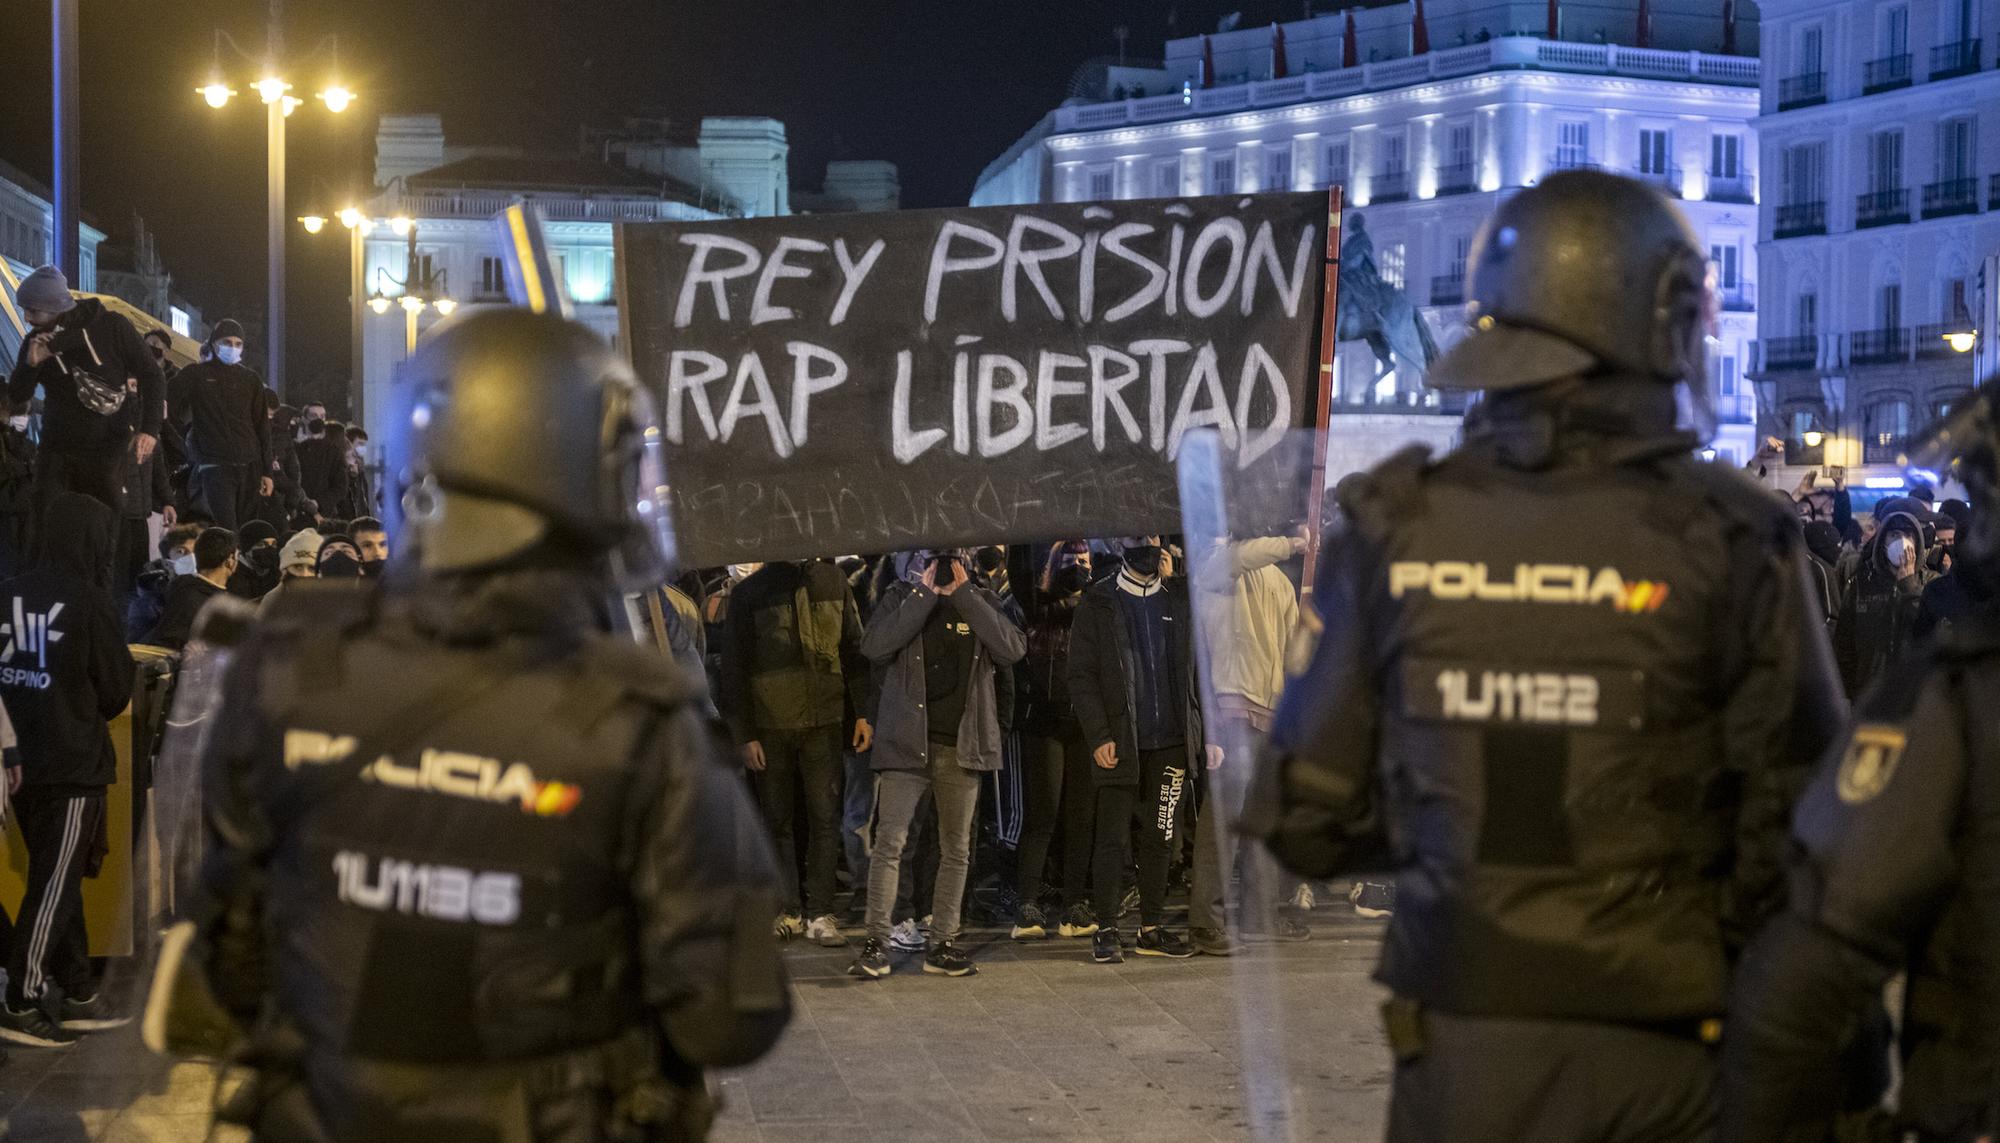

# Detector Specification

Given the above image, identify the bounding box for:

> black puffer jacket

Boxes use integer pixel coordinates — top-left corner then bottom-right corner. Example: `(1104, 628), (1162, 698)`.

(1836, 507), (1929, 697)
(188, 571), (791, 1141)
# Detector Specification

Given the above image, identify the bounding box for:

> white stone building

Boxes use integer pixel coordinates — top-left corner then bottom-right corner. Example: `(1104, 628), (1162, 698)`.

(350, 115), (898, 442)
(0, 157), (105, 364)
(974, 1), (1764, 462)
(1752, 0), (2000, 472)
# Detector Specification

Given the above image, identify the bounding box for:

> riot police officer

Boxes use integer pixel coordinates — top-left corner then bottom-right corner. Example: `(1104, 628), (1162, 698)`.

(1720, 385), (2000, 1143)
(1245, 171), (1845, 1142)
(152, 309), (791, 1141)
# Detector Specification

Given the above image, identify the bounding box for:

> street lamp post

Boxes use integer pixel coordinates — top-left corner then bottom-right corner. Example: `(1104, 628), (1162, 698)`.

(365, 215), (454, 355)
(197, 8), (354, 401)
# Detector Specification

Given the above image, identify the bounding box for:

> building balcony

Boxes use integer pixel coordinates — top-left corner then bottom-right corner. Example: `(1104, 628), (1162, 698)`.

(1849, 327), (1910, 364)
(1916, 322), (1968, 359)
(1430, 273), (1465, 305)
(1778, 71), (1826, 109)
(1774, 200), (1827, 238)
(1760, 336), (1819, 371)
(1931, 39), (1982, 81)
(1862, 53), (1913, 94)
(1435, 162), (1475, 196)
(1855, 188), (1910, 229)
(1044, 38), (1759, 136)
(1923, 177), (1980, 219)
(1372, 169), (1410, 203)
(1719, 281), (1755, 312)
(1707, 173), (1756, 203)
(1634, 165), (1682, 196)
(1548, 153), (1598, 173)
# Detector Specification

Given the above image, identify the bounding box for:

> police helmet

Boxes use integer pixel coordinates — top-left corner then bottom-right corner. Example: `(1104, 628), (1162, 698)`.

(1428, 171), (1715, 393)
(399, 309), (674, 584)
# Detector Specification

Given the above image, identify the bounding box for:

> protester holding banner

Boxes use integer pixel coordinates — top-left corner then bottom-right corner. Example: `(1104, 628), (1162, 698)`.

(850, 549), (1024, 979)
(1067, 535), (1206, 964)
(720, 558), (871, 946)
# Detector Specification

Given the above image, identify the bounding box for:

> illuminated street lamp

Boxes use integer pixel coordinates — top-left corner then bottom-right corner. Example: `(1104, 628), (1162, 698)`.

(1944, 296), (1977, 354)
(197, 25), (353, 399)
(368, 292), (392, 316)
(390, 215), (413, 237)
(433, 297), (459, 316)
(1803, 428), (1826, 448)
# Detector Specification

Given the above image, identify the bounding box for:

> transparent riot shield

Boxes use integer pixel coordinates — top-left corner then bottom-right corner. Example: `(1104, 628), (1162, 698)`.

(1175, 424), (1449, 1140)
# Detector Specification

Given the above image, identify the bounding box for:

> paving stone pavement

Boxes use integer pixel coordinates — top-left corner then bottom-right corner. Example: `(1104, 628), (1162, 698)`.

(0, 911), (1391, 1142)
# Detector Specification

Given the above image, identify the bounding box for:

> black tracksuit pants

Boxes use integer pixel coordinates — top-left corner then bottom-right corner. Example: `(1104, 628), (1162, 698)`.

(1091, 746), (1187, 930)
(752, 725), (843, 919)
(6, 787), (103, 1010)
(195, 463), (258, 530)
(1015, 728), (1094, 909)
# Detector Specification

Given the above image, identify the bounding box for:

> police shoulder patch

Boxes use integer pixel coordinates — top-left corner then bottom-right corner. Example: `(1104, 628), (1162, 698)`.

(1835, 724), (1907, 804)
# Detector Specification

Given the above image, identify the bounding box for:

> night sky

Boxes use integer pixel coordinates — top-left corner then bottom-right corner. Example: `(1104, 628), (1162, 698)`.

(0, 0), (1362, 408)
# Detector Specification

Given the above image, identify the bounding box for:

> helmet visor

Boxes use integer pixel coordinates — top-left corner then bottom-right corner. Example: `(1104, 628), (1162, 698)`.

(603, 373), (678, 591)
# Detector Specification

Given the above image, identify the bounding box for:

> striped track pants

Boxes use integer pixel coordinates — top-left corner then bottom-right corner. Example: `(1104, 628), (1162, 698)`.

(5, 788), (101, 1011)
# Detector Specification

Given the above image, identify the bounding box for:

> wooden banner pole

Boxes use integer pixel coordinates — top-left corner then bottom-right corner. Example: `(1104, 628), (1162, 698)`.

(1300, 185), (1344, 602)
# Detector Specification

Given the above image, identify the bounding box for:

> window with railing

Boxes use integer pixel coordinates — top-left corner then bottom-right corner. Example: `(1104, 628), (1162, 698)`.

(1638, 129), (1673, 177)
(478, 256), (507, 298)
(1210, 156), (1236, 194)
(1554, 121), (1590, 169)
(1323, 140), (1349, 189)
(1930, 37), (1982, 79)
(1266, 146), (1292, 192)
(1157, 159), (1182, 198)
(1864, 398), (1912, 462)
(1382, 242), (1405, 290)
(1090, 168), (1115, 200)
(1709, 242), (1740, 291)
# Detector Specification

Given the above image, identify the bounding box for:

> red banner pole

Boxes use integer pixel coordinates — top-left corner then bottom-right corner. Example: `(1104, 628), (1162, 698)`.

(1300, 185), (1344, 602)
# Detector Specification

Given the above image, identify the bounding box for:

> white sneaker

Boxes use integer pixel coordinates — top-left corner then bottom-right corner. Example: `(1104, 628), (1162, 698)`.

(774, 913), (805, 939)
(1291, 883), (1316, 912)
(806, 915), (848, 947)
(889, 919), (926, 952)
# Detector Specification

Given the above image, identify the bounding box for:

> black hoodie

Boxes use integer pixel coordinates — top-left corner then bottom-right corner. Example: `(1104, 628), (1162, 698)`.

(7, 297), (165, 454)
(0, 492), (133, 789)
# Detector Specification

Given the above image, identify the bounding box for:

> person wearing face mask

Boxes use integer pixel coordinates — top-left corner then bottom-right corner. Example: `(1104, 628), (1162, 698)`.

(126, 523), (201, 642)
(1010, 541), (1101, 941)
(255, 528), (324, 616)
(226, 520), (282, 600)
(297, 420), (351, 524)
(1066, 535), (1211, 963)
(848, 549), (1026, 979)
(1836, 499), (1933, 698)
(348, 517), (390, 576)
(143, 526), (236, 650)
(7, 265), (165, 519)
(315, 536), (364, 579)
(346, 428), (376, 516)
(166, 319), (273, 531)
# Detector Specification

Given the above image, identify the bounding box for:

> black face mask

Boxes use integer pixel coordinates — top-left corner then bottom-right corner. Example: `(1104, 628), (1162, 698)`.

(1054, 565), (1091, 595)
(974, 546), (1005, 574)
(319, 552), (362, 578)
(360, 558), (387, 577)
(930, 555), (961, 585)
(1122, 546), (1162, 576)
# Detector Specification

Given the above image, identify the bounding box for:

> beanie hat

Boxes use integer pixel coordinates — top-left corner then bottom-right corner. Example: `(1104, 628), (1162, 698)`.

(209, 318), (245, 344)
(237, 519), (278, 550)
(279, 528), (324, 572)
(15, 265), (75, 315)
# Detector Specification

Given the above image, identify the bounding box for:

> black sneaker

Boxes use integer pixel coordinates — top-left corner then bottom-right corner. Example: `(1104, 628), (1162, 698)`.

(0, 1003), (79, 1048)
(1190, 926), (1237, 956)
(847, 938), (891, 980)
(1268, 915), (1313, 943)
(1135, 927), (1194, 958)
(59, 992), (130, 1032)
(1011, 903), (1049, 941)
(923, 942), (978, 977)
(1349, 881), (1397, 919)
(1092, 928), (1124, 964)
(1058, 905), (1099, 939)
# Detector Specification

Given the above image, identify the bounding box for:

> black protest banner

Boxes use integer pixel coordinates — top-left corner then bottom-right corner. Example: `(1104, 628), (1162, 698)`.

(615, 192), (1326, 567)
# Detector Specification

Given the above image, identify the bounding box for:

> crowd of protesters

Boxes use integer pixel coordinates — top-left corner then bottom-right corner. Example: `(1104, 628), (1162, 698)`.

(0, 256), (1982, 1041)
(0, 266), (381, 1048)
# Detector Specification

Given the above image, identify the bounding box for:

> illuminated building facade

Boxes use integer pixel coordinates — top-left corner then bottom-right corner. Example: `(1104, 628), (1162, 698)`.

(974, 1), (1764, 460)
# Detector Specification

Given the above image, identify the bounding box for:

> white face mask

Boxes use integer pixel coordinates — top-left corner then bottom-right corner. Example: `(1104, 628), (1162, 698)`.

(214, 344), (245, 366)
(7, 416), (27, 432)
(170, 553), (197, 577)
(1886, 536), (1910, 567)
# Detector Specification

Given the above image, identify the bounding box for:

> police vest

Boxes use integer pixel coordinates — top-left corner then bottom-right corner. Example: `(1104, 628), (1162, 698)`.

(1350, 446), (1790, 1023)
